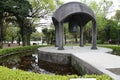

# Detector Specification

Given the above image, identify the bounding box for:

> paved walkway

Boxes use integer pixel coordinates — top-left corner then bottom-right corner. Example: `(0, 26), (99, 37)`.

(39, 46), (120, 80)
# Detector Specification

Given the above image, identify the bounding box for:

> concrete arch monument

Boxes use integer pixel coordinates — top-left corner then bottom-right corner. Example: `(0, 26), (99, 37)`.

(52, 2), (97, 50)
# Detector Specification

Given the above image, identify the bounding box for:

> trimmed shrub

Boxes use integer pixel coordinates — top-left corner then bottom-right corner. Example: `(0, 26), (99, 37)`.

(101, 46), (120, 56)
(0, 45), (46, 56)
(0, 66), (112, 80)
(0, 66), (78, 80)
(83, 74), (112, 80)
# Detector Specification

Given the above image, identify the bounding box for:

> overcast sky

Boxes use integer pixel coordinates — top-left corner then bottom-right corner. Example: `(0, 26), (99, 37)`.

(60, 0), (120, 18)
(60, 0), (120, 9)
(61, 0), (120, 5)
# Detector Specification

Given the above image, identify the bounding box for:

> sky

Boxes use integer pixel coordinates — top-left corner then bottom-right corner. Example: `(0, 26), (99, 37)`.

(61, 0), (120, 5)
(60, 0), (120, 19)
(61, 0), (120, 10)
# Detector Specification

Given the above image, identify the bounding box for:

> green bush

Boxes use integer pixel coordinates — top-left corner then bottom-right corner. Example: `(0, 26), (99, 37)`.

(0, 66), (112, 80)
(0, 66), (78, 80)
(0, 45), (46, 56)
(97, 40), (104, 44)
(83, 74), (112, 80)
(101, 46), (120, 56)
(102, 46), (120, 50)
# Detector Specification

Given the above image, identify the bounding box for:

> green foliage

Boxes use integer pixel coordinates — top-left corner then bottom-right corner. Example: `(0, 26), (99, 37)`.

(115, 10), (120, 21)
(83, 74), (112, 80)
(86, 0), (115, 43)
(101, 45), (120, 56)
(103, 46), (120, 50)
(28, 0), (57, 17)
(5, 23), (20, 41)
(0, 0), (32, 47)
(0, 45), (45, 56)
(0, 66), (78, 80)
(0, 0), (32, 17)
(97, 40), (104, 44)
(54, 0), (64, 6)
(0, 66), (112, 80)
(109, 25), (118, 39)
(31, 32), (42, 41)
(42, 28), (55, 44)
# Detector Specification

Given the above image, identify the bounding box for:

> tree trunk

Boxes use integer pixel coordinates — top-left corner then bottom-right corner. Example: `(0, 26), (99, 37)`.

(22, 34), (27, 46)
(0, 18), (3, 48)
(27, 34), (31, 45)
(17, 36), (21, 46)
(21, 27), (27, 46)
(46, 35), (49, 45)
(17, 17), (27, 46)
(11, 36), (14, 44)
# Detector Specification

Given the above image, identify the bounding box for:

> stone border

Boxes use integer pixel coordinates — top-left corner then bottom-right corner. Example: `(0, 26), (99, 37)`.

(38, 46), (120, 80)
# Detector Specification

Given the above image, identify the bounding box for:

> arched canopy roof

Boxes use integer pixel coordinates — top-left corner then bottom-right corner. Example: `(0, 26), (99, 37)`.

(52, 2), (96, 26)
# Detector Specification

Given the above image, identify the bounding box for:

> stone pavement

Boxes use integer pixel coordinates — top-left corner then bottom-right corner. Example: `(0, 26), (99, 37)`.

(38, 46), (120, 80)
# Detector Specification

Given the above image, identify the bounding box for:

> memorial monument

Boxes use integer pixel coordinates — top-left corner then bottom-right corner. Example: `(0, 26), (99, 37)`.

(52, 2), (97, 50)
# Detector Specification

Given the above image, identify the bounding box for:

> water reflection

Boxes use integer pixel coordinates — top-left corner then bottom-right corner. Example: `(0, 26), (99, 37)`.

(0, 51), (78, 75)
(0, 51), (53, 74)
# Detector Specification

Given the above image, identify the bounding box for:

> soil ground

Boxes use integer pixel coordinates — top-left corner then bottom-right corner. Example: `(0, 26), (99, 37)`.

(2, 43), (21, 49)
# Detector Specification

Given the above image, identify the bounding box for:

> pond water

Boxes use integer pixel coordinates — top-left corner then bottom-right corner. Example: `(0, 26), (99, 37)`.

(0, 51), (79, 75)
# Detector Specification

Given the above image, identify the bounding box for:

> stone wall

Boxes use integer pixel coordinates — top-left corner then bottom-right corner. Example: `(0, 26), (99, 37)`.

(38, 51), (71, 65)
(38, 50), (103, 75)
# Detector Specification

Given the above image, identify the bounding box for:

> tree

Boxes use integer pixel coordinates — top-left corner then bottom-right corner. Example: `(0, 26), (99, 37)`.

(14, 0), (32, 46)
(48, 29), (55, 44)
(63, 23), (80, 44)
(31, 32), (42, 41)
(115, 10), (120, 22)
(42, 28), (55, 45)
(42, 28), (48, 44)
(26, 0), (63, 45)
(6, 23), (20, 43)
(0, 0), (5, 48)
(86, 0), (113, 43)
(0, 0), (32, 47)
(111, 10), (120, 44)
(28, 0), (63, 18)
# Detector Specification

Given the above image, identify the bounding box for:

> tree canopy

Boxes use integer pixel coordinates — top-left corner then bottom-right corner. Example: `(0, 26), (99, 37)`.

(0, 0), (62, 48)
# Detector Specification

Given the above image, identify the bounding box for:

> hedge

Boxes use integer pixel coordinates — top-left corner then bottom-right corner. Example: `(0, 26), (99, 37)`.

(0, 45), (46, 56)
(0, 66), (112, 80)
(101, 45), (120, 56)
(101, 46), (120, 50)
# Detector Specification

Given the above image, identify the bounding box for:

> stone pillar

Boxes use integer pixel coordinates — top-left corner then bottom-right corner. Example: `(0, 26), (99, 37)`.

(55, 23), (59, 47)
(80, 26), (84, 47)
(91, 21), (97, 49)
(58, 22), (64, 50)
